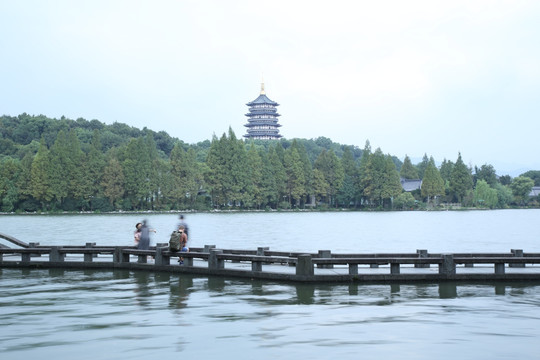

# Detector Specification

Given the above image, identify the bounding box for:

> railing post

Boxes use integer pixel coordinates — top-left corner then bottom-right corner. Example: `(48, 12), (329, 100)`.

(390, 263), (400, 274)
(209, 249), (224, 270)
(252, 259), (263, 272)
(510, 249), (525, 268)
(137, 254), (147, 263)
(439, 254), (456, 276)
(114, 247), (129, 264)
(84, 242), (96, 262)
(495, 262), (505, 274)
(21, 251), (31, 263)
(184, 256), (193, 267)
(317, 250), (333, 269)
(349, 263), (358, 275)
(49, 246), (64, 262)
(416, 249), (429, 268)
(296, 254), (314, 277)
(204, 245), (216, 253)
(155, 247), (170, 266)
(29, 242), (41, 258)
(257, 247), (269, 256)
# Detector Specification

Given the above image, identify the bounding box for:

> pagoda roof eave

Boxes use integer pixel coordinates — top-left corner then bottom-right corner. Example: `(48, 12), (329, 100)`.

(246, 94), (279, 106)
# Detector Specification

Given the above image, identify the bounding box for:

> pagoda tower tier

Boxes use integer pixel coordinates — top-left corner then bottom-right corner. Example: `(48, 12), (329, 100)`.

(244, 82), (283, 140)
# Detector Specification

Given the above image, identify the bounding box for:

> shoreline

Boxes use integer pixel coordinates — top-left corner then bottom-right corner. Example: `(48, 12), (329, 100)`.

(0, 206), (538, 216)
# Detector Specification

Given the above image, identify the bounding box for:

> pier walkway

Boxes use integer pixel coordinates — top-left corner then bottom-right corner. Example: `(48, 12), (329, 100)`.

(1, 239), (540, 283)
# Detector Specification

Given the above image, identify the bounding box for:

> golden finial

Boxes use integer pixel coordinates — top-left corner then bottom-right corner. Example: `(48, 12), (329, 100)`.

(260, 75), (265, 94)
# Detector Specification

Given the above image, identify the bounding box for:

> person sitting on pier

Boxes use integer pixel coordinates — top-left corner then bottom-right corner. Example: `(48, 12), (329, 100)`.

(178, 225), (188, 264)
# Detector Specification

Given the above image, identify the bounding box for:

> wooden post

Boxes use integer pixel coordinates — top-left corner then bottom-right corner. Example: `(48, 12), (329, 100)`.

(317, 250), (333, 269)
(439, 254), (456, 276)
(296, 254), (314, 276)
(209, 249), (224, 270)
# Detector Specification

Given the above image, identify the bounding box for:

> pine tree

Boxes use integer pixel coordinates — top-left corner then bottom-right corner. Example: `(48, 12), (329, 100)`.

(338, 146), (358, 207)
(31, 138), (54, 207)
(421, 157), (445, 204)
(416, 153), (429, 179)
(101, 158), (125, 207)
(246, 144), (264, 208)
(381, 155), (403, 208)
(400, 155), (419, 179)
(284, 147), (306, 207)
(449, 153), (473, 204)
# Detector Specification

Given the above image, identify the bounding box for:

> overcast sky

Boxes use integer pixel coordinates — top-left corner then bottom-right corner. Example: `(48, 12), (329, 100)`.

(1, 0), (539, 175)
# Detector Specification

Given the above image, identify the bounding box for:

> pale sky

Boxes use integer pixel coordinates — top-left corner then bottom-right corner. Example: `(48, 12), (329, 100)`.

(1, 0), (539, 175)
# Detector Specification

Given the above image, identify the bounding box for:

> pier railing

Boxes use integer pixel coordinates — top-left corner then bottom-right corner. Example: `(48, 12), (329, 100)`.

(1, 243), (540, 283)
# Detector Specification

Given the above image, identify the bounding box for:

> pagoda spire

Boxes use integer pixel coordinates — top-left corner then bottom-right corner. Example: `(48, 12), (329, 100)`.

(260, 79), (265, 95)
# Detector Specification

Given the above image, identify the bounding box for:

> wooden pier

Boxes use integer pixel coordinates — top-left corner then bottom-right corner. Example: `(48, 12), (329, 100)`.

(1, 232), (540, 283)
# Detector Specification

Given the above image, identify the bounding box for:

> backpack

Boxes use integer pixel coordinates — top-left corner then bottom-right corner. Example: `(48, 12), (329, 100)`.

(169, 231), (182, 252)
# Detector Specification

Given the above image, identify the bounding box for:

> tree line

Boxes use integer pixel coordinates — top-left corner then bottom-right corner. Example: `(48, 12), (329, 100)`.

(0, 114), (538, 212)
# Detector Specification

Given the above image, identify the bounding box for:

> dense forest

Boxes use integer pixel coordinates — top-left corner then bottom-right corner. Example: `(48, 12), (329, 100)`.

(0, 113), (539, 212)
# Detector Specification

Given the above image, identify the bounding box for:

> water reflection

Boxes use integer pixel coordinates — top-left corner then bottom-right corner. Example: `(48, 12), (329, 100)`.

(133, 272), (152, 308)
(169, 276), (193, 310)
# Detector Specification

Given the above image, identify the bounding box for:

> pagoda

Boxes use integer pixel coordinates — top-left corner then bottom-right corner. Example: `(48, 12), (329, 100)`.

(244, 82), (282, 140)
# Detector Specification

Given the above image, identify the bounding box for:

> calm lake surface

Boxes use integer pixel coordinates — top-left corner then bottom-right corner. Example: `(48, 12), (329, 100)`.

(1, 210), (539, 359)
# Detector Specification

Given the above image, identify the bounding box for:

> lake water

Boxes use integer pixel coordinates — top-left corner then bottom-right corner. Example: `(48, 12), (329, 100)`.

(1, 210), (540, 359)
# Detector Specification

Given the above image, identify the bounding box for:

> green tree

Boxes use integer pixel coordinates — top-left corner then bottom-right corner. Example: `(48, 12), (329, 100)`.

(439, 159), (454, 183)
(291, 140), (313, 206)
(338, 146), (358, 207)
(101, 157), (125, 207)
(520, 170), (540, 186)
(421, 157), (445, 204)
(357, 140), (372, 205)
(416, 154), (429, 179)
(362, 148), (400, 208)
(473, 180), (498, 208)
(31, 138), (54, 207)
(311, 168), (329, 203)
(314, 149), (344, 207)
(267, 145), (287, 207)
(494, 183), (513, 208)
(475, 164), (497, 187)
(394, 192), (416, 210)
(0, 157), (21, 211)
(499, 175), (512, 186)
(400, 155), (419, 179)
(381, 156), (403, 208)
(48, 130), (71, 205)
(122, 137), (152, 209)
(284, 146), (306, 207)
(449, 153), (473, 204)
(246, 144), (264, 208)
(205, 134), (226, 207)
(509, 176), (534, 205)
